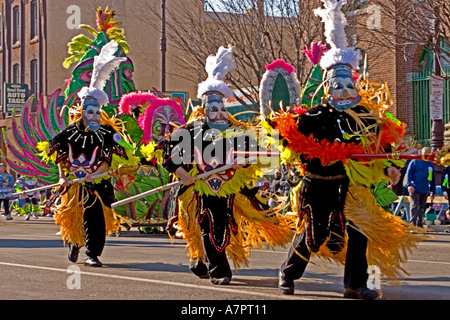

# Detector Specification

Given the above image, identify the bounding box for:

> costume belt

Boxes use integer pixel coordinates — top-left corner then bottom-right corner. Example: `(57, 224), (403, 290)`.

(304, 172), (347, 181)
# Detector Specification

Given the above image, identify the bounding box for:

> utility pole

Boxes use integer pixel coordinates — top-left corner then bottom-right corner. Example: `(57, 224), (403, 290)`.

(430, 6), (443, 152)
(430, 4), (444, 182)
(160, 0), (166, 93)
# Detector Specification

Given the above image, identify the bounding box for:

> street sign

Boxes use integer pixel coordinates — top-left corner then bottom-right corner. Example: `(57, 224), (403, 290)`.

(3, 83), (29, 116)
(430, 75), (444, 120)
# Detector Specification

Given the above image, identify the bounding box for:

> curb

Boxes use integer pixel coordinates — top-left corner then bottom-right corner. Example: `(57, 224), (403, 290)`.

(426, 224), (450, 233)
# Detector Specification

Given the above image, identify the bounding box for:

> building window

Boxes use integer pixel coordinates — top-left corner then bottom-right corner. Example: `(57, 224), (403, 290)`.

(30, 0), (38, 39)
(13, 64), (20, 83)
(30, 59), (38, 96)
(13, 6), (20, 44)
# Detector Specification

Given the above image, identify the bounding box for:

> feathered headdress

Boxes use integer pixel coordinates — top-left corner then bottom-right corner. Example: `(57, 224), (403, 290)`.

(302, 41), (328, 66)
(119, 91), (186, 144)
(197, 45), (235, 99)
(314, 0), (362, 70)
(300, 42), (328, 107)
(78, 40), (126, 106)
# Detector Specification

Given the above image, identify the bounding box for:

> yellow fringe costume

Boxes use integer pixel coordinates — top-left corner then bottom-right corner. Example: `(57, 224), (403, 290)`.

(167, 108), (294, 271)
(53, 184), (121, 248)
(39, 106), (138, 247)
(273, 75), (429, 282)
(174, 182), (295, 271)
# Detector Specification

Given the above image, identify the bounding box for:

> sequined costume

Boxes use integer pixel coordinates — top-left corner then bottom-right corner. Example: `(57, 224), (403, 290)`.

(45, 117), (130, 260)
(162, 46), (293, 284)
(274, 0), (427, 299)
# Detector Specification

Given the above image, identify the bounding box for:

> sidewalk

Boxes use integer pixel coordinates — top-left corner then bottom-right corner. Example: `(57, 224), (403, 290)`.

(427, 223), (450, 233)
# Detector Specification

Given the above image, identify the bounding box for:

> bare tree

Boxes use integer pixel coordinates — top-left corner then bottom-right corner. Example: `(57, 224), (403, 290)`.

(134, 0), (323, 110)
(350, 0), (450, 77)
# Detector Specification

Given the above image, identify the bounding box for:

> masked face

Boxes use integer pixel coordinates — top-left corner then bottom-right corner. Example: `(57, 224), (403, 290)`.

(326, 64), (361, 112)
(82, 98), (101, 131)
(151, 105), (183, 142)
(203, 93), (229, 131)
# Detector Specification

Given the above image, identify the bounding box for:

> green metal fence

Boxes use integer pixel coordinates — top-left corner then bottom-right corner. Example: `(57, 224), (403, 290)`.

(411, 67), (450, 145)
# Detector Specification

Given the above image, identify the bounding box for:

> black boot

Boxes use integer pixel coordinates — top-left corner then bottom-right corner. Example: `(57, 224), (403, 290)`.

(210, 277), (231, 285)
(68, 244), (79, 263)
(344, 287), (379, 300)
(278, 271), (294, 295)
(84, 256), (103, 267)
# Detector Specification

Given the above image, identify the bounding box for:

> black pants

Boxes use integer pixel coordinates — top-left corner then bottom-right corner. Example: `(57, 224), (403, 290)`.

(0, 199), (10, 215)
(280, 221), (369, 289)
(280, 174), (369, 289)
(191, 195), (233, 279)
(409, 192), (427, 227)
(82, 189), (107, 258)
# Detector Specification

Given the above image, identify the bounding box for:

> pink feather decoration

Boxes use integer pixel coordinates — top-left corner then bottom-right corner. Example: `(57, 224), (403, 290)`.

(119, 91), (158, 115)
(302, 41), (328, 65)
(139, 98), (186, 144)
(265, 59), (296, 74)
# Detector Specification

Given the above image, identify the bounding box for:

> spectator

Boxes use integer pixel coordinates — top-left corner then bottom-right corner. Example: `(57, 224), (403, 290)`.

(0, 163), (15, 221)
(271, 170), (284, 195)
(15, 176), (41, 220)
(406, 147), (436, 227)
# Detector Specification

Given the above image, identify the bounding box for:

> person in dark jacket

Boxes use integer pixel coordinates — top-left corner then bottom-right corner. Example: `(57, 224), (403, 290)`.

(406, 147), (436, 227)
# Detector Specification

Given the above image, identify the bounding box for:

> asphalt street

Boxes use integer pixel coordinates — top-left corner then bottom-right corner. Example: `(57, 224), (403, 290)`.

(0, 216), (449, 306)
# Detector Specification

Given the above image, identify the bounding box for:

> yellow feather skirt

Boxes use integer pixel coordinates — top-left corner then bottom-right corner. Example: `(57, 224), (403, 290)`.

(288, 180), (428, 280)
(53, 184), (121, 247)
(174, 186), (295, 271)
(344, 184), (429, 280)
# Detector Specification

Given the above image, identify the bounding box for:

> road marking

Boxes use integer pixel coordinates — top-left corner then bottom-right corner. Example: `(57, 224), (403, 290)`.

(0, 261), (312, 300)
(409, 259), (450, 265)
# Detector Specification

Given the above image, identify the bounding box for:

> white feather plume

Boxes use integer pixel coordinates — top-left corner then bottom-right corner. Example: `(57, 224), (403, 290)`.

(78, 41), (126, 106)
(197, 45), (236, 98)
(91, 41), (126, 91)
(314, 0), (361, 70)
(78, 87), (109, 107)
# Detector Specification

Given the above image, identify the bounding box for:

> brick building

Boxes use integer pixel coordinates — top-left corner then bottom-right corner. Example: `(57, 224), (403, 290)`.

(349, 0), (450, 144)
(0, 0), (45, 157)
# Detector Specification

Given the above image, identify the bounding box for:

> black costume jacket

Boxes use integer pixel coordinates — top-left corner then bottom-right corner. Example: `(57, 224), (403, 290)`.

(48, 121), (128, 206)
(162, 119), (260, 252)
(292, 103), (376, 253)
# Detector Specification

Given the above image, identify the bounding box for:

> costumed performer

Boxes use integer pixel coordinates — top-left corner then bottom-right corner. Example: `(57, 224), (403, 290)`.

(273, 0), (426, 299)
(162, 45), (294, 285)
(40, 41), (137, 267)
(15, 176), (41, 220)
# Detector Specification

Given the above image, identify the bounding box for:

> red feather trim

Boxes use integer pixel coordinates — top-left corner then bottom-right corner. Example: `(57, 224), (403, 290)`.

(274, 112), (364, 166)
(379, 118), (406, 148)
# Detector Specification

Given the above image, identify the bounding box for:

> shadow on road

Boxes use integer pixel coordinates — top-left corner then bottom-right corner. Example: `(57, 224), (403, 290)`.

(0, 239), (63, 248)
(105, 261), (191, 274)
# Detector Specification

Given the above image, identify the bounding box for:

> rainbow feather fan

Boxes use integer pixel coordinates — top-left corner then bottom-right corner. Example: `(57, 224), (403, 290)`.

(2, 89), (74, 184)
